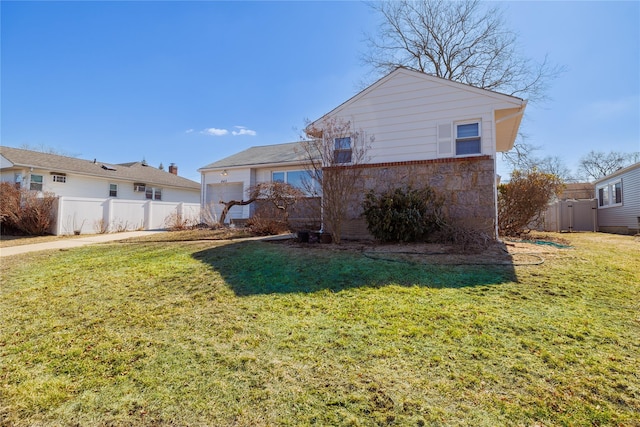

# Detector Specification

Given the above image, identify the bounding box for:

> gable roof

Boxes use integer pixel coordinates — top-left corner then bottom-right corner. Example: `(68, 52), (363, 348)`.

(309, 67), (526, 152)
(198, 141), (314, 171)
(593, 162), (640, 184)
(313, 67), (526, 123)
(0, 146), (200, 190)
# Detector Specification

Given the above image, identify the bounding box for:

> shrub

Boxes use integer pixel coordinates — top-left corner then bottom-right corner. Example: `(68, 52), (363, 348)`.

(498, 169), (564, 236)
(246, 204), (289, 236)
(362, 186), (445, 242)
(0, 182), (57, 235)
(164, 212), (198, 231)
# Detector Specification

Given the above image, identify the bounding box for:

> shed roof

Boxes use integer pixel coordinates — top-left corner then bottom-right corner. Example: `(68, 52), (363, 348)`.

(0, 146), (200, 190)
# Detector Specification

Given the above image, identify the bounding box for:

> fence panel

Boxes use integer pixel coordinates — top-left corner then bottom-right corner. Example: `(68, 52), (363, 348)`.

(53, 197), (201, 235)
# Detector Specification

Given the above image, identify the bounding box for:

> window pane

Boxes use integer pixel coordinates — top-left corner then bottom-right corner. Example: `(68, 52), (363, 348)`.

(30, 174), (43, 191)
(600, 187), (609, 206)
(456, 138), (481, 155)
(286, 170), (308, 190)
(146, 187), (153, 199)
(334, 137), (351, 150)
(272, 172), (285, 182)
(614, 182), (622, 204)
(154, 189), (162, 200)
(109, 184), (118, 197)
(457, 123), (479, 138)
(598, 188), (604, 206)
(334, 150), (352, 163)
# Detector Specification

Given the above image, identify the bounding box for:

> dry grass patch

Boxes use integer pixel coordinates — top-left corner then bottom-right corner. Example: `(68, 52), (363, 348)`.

(0, 232), (638, 426)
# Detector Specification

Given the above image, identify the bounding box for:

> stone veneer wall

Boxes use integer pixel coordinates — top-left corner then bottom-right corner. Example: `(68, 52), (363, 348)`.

(325, 155), (497, 240)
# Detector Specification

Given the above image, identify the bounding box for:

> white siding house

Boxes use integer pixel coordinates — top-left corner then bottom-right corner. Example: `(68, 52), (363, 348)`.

(199, 68), (527, 239)
(594, 162), (640, 235)
(1, 147), (201, 234)
(199, 142), (315, 224)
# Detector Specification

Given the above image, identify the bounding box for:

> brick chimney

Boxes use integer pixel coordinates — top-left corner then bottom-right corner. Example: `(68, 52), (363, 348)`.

(168, 163), (178, 175)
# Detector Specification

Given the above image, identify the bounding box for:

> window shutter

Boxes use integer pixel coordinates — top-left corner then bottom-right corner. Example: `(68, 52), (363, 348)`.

(437, 123), (453, 157)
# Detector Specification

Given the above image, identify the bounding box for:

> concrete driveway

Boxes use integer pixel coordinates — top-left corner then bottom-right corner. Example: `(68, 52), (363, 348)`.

(0, 230), (167, 258)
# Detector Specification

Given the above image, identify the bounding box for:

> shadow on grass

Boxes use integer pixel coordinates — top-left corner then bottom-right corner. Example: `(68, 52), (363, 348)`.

(192, 240), (517, 296)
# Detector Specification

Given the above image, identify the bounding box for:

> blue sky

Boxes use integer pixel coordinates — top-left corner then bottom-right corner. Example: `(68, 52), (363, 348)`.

(2, 1), (638, 182)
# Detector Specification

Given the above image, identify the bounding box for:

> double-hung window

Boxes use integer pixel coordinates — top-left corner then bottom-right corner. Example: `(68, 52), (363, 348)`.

(334, 137), (352, 163)
(30, 174), (43, 191)
(598, 180), (622, 208)
(455, 122), (481, 156)
(109, 183), (118, 197)
(145, 187), (162, 200)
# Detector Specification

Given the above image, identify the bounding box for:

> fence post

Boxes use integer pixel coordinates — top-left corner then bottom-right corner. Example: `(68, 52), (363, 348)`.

(106, 198), (114, 232)
(55, 196), (63, 236)
(145, 200), (152, 230)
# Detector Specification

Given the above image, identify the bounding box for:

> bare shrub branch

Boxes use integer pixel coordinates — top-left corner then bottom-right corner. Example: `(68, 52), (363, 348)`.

(298, 116), (372, 244)
(498, 169), (564, 236)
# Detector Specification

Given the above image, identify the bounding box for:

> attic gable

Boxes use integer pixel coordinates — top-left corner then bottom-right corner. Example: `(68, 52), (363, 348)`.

(312, 67), (525, 127)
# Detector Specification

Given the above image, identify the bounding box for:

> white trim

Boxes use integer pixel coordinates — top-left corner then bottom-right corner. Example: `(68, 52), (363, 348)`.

(454, 119), (482, 157)
(597, 179), (622, 209)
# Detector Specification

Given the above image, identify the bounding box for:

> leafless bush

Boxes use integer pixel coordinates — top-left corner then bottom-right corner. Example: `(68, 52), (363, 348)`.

(164, 211), (198, 231)
(94, 218), (109, 234)
(0, 182), (57, 235)
(246, 204), (289, 236)
(436, 221), (492, 253)
(112, 219), (131, 233)
(498, 169), (564, 236)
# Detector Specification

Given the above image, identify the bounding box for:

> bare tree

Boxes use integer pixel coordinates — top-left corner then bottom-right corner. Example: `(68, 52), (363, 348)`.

(298, 117), (372, 244)
(218, 182), (303, 227)
(363, 0), (563, 102)
(577, 150), (640, 182)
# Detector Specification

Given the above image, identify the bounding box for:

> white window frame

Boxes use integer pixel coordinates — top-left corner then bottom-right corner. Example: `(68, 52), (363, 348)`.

(454, 120), (482, 157)
(271, 170), (319, 195)
(145, 187), (162, 200)
(597, 179), (622, 208)
(30, 174), (43, 191)
(52, 175), (66, 183)
(109, 183), (118, 198)
(333, 136), (352, 164)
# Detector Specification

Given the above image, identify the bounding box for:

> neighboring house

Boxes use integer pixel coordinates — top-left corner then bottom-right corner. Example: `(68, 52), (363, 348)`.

(0, 146), (201, 234)
(594, 162), (640, 235)
(200, 67), (527, 239)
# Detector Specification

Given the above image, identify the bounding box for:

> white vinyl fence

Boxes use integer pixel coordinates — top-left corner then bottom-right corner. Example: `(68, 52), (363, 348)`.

(52, 196), (201, 235)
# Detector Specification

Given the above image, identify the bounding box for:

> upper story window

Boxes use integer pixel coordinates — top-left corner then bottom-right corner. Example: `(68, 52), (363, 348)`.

(145, 187), (162, 200)
(455, 122), (481, 156)
(598, 180), (622, 208)
(52, 174), (66, 183)
(30, 174), (43, 191)
(109, 183), (118, 197)
(334, 137), (352, 163)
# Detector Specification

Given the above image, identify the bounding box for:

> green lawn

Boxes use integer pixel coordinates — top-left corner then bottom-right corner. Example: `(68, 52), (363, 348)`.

(1, 232), (638, 426)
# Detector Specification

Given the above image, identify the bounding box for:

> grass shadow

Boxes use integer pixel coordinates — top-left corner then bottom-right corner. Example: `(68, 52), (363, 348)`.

(192, 240), (517, 296)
